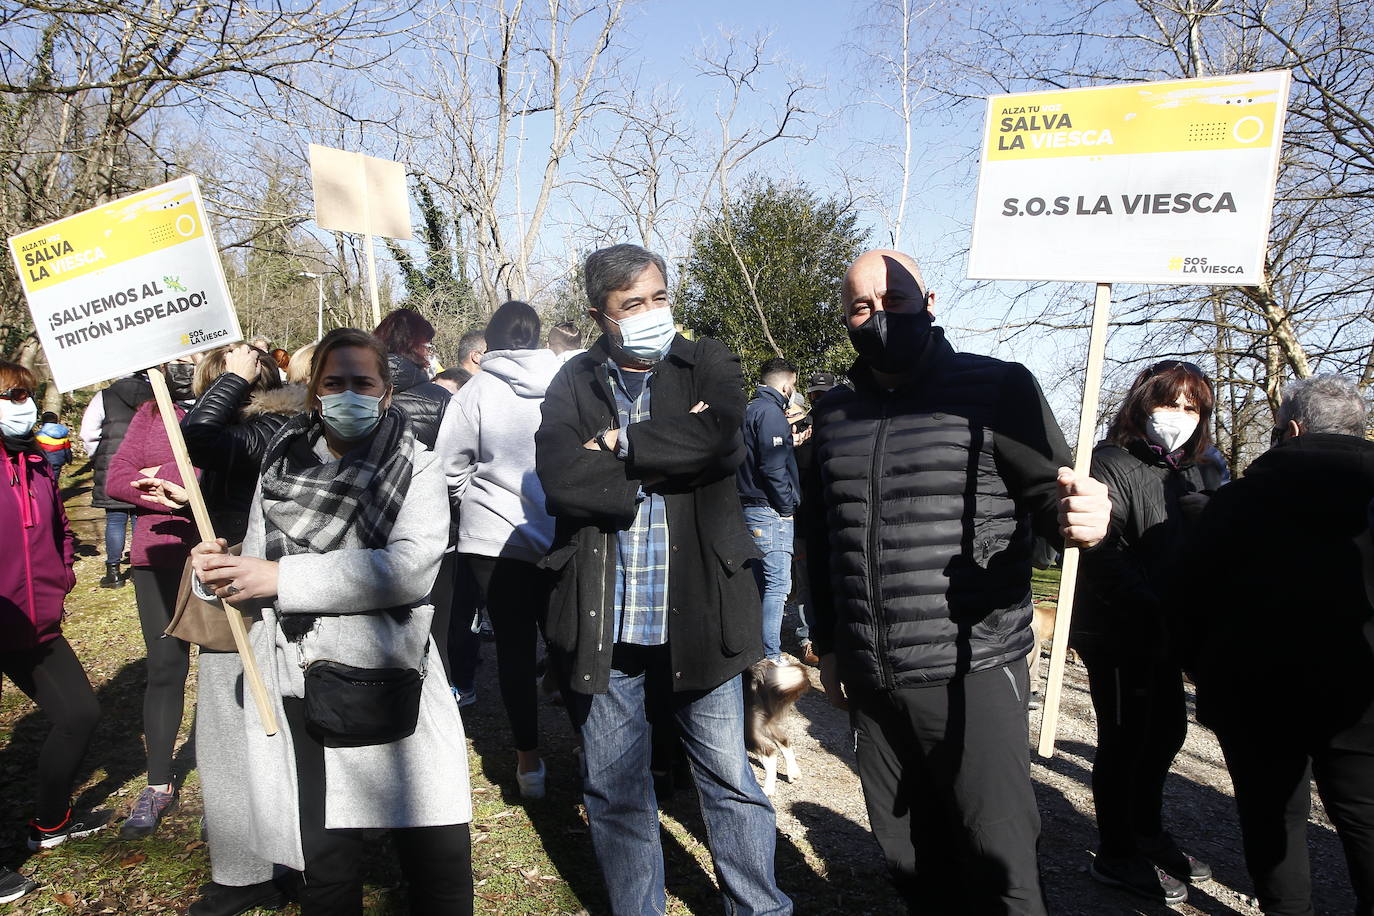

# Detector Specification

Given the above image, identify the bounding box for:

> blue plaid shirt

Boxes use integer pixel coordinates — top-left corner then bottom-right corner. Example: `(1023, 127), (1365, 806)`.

(607, 362), (670, 646)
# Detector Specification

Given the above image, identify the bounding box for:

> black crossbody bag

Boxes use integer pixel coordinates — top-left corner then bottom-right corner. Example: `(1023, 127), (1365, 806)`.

(298, 644), (429, 749)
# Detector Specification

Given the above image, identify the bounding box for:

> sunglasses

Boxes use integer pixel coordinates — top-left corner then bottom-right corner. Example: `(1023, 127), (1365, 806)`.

(1149, 360), (1204, 376)
(0, 387), (31, 403)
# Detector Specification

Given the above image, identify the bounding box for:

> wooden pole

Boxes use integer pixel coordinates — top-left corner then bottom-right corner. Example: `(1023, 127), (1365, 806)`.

(359, 154), (381, 328)
(147, 369), (279, 736)
(1037, 281), (1112, 758)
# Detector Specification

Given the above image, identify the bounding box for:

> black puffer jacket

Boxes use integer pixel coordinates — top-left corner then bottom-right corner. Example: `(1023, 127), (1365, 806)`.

(181, 374), (306, 544)
(91, 374), (154, 510)
(388, 354), (449, 448)
(803, 328), (1071, 692)
(1072, 440), (1224, 659)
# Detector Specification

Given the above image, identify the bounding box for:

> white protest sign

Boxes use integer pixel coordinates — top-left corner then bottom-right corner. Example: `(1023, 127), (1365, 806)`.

(309, 144), (413, 241)
(969, 70), (1291, 285)
(8, 176), (241, 392)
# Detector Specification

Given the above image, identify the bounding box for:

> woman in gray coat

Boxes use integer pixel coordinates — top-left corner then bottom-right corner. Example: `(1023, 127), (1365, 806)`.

(191, 328), (472, 916)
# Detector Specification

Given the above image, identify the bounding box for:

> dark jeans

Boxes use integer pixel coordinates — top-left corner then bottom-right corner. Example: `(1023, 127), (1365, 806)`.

(445, 553), (483, 693)
(464, 555), (548, 752)
(0, 638), (100, 825)
(283, 698), (473, 916)
(1217, 722), (1374, 916)
(131, 566), (191, 786)
(1078, 651), (1188, 857)
(566, 644), (791, 915)
(851, 663), (1046, 916)
(104, 510), (131, 562)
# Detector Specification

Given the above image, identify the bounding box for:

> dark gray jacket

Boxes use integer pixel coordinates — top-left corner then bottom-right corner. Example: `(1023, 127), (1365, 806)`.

(802, 328), (1070, 692)
(535, 334), (763, 695)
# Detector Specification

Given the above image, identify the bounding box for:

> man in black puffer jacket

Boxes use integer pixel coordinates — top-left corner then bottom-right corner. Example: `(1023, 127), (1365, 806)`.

(802, 249), (1111, 915)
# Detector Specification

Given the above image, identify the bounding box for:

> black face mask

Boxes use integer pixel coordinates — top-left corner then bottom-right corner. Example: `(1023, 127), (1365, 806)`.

(847, 310), (933, 375)
(164, 363), (197, 402)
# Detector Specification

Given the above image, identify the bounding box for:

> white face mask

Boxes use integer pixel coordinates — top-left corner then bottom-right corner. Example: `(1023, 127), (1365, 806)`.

(0, 397), (38, 438)
(606, 307), (676, 362)
(1147, 410), (1199, 453)
(318, 390), (384, 440)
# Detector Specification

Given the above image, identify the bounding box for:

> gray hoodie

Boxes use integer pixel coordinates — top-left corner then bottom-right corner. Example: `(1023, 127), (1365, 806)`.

(435, 348), (562, 564)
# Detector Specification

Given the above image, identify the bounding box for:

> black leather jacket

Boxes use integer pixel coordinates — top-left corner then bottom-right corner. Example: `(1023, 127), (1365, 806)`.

(388, 355), (450, 449)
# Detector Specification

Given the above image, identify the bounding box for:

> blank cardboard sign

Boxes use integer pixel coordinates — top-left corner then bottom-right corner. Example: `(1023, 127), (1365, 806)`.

(309, 144), (413, 241)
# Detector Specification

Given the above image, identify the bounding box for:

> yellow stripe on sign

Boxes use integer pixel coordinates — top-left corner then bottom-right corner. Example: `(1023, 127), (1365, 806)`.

(985, 74), (1284, 162)
(10, 184), (206, 294)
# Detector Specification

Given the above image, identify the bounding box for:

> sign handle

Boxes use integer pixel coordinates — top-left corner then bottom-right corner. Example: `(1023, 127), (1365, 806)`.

(365, 233), (381, 329)
(1037, 281), (1112, 758)
(147, 369), (280, 737)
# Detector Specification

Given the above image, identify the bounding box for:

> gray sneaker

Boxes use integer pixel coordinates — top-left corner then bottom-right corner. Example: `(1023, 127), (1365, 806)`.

(0, 866), (36, 903)
(119, 786), (176, 839)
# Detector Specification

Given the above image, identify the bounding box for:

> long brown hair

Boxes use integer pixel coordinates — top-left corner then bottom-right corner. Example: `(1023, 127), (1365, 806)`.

(1105, 360), (1215, 462)
(0, 359), (36, 394)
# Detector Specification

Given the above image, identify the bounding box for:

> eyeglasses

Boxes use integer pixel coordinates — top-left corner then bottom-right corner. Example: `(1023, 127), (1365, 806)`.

(0, 387), (31, 403)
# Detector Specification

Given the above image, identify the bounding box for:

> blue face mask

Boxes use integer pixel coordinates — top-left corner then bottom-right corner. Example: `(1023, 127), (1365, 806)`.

(0, 397), (38, 438)
(607, 306), (676, 363)
(318, 390), (384, 440)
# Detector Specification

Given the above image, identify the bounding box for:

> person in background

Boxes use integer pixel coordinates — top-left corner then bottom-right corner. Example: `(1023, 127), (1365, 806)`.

(135, 343), (303, 914)
(737, 358), (801, 662)
(36, 411), (73, 475)
(191, 327), (473, 916)
(436, 301), (561, 797)
(536, 244), (790, 915)
(373, 309), (450, 449)
(1183, 374), (1374, 916)
(104, 368), (201, 840)
(456, 330), (486, 376)
(1072, 360), (1223, 903)
(803, 249), (1110, 915)
(791, 371), (836, 665)
(250, 337), (271, 353)
(82, 371), (154, 588)
(270, 348), (291, 380)
(286, 344), (316, 386)
(434, 368), (472, 396)
(547, 321), (585, 363)
(0, 362), (106, 894)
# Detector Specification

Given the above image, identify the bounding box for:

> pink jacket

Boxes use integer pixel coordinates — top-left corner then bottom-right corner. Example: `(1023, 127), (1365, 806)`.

(1, 442), (76, 649)
(105, 403), (199, 569)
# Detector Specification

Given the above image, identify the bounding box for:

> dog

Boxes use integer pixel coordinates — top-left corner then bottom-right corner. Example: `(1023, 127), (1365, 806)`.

(743, 657), (811, 796)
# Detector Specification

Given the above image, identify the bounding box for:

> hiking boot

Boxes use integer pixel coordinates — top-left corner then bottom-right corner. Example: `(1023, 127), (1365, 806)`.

(1091, 852), (1188, 904)
(1138, 833), (1213, 884)
(799, 641), (820, 666)
(0, 866), (37, 903)
(27, 808), (112, 850)
(188, 879), (287, 916)
(119, 786), (176, 839)
(99, 562), (125, 588)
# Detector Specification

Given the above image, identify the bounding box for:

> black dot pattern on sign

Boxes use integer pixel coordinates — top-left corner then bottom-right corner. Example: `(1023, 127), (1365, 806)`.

(148, 224), (175, 244)
(1187, 121), (1228, 142)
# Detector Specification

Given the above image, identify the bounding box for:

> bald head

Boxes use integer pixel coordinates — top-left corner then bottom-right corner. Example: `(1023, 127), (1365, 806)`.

(842, 249), (933, 328)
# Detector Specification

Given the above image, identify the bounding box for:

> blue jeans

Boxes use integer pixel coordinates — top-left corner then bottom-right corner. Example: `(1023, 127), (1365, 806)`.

(743, 507), (793, 661)
(104, 510), (131, 562)
(570, 644), (792, 916)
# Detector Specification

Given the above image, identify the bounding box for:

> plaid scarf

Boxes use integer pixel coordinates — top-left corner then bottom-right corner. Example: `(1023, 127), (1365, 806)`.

(259, 407), (416, 640)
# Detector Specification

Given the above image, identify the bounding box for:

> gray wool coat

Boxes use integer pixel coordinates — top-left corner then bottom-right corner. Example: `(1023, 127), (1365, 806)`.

(235, 440), (471, 872)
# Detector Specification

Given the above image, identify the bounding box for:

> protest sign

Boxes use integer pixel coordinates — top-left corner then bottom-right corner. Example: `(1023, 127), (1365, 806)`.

(8, 176), (241, 392)
(965, 71), (1291, 758)
(969, 70), (1291, 285)
(309, 144), (412, 327)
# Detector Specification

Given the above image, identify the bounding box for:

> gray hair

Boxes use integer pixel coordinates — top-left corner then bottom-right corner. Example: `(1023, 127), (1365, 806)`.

(584, 244), (668, 312)
(1278, 374), (1368, 436)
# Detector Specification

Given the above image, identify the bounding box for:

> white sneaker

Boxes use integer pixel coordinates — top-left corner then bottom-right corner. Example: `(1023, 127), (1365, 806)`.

(516, 759), (546, 799)
(453, 686), (477, 708)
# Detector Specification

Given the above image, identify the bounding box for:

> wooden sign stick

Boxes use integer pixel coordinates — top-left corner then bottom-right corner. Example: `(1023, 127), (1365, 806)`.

(359, 154), (381, 328)
(1037, 281), (1112, 758)
(147, 369), (279, 736)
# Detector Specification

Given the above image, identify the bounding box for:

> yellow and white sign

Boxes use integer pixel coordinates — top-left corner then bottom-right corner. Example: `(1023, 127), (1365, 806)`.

(968, 70), (1290, 284)
(8, 176), (241, 391)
